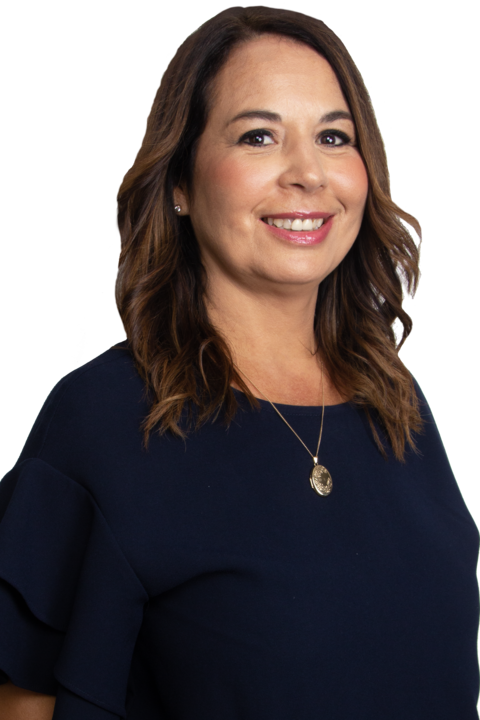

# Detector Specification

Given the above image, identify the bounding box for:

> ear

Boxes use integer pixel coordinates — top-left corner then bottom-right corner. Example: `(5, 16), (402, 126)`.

(173, 186), (189, 215)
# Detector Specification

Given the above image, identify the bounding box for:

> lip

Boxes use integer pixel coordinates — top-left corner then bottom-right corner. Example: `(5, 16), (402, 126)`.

(260, 214), (334, 246)
(262, 211), (332, 219)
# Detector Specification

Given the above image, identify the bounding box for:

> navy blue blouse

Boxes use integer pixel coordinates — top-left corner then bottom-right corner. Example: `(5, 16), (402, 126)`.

(0, 344), (478, 719)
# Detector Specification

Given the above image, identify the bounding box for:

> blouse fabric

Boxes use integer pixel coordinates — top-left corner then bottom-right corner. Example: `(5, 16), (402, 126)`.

(0, 344), (478, 719)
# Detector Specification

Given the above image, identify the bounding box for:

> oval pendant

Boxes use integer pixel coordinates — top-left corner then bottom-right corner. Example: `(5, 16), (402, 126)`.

(310, 464), (332, 496)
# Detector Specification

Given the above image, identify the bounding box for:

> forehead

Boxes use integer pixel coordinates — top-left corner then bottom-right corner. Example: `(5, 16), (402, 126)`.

(209, 34), (347, 117)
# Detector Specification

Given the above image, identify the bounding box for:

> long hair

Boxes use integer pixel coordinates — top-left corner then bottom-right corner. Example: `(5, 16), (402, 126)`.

(116, 6), (422, 460)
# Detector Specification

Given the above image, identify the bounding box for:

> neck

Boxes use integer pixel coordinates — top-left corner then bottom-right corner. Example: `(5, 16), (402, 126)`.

(206, 281), (319, 371)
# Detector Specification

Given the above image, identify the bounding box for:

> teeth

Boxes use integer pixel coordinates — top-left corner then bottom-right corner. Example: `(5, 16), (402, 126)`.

(264, 217), (324, 230)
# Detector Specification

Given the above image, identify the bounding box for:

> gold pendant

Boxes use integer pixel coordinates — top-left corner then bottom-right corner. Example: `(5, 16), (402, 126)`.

(310, 459), (332, 496)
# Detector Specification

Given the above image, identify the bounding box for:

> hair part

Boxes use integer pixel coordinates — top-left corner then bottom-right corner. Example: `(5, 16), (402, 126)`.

(116, 5), (422, 461)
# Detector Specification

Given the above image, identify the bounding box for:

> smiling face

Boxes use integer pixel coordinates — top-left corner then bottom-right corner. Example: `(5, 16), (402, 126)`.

(175, 34), (369, 298)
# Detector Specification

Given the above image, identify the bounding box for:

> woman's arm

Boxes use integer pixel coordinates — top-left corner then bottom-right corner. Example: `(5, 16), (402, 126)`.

(0, 681), (55, 720)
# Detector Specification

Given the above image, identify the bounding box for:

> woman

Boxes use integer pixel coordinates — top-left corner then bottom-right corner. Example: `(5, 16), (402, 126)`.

(0, 5), (478, 719)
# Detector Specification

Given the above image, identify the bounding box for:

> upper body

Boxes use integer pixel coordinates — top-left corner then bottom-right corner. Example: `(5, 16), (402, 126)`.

(0, 343), (478, 719)
(0, 5), (478, 719)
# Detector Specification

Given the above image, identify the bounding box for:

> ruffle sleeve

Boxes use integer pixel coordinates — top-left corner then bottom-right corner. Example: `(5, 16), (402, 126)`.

(0, 458), (148, 719)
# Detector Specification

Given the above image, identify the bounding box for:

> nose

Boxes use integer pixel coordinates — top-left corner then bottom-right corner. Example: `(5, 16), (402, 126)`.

(278, 140), (327, 193)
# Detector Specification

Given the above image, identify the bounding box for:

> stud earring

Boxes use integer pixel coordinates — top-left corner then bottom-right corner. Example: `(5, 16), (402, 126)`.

(174, 205), (182, 214)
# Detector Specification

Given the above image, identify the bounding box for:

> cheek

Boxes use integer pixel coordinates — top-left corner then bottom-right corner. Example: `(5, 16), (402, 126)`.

(192, 158), (229, 213)
(192, 163), (246, 243)
(332, 155), (369, 211)
(193, 153), (273, 220)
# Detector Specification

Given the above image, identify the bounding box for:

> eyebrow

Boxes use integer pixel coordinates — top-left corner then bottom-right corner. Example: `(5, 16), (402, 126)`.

(226, 109), (353, 126)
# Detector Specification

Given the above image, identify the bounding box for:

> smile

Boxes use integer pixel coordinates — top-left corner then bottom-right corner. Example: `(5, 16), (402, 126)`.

(260, 214), (333, 246)
(263, 217), (324, 231)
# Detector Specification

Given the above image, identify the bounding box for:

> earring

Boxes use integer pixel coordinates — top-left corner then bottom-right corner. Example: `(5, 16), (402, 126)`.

(174, 205), (182, 214)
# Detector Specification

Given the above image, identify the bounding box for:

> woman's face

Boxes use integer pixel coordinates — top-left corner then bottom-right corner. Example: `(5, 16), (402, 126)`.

(178, 35), (368, 296)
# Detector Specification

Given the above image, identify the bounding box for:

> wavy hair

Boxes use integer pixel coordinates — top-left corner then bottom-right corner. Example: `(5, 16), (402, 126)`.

(116, 6), (422, 460)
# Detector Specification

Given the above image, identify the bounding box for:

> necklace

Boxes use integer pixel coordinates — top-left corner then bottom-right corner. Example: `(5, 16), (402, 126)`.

(234, 362), (333, 497)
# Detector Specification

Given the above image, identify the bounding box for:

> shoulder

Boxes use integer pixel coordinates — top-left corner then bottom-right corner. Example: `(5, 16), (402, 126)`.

(18, 342), (149, 467)
(385, 375), (448, 469)
(38, 341), (144, 411)
(411, 377), (432, 417)
(47, 341), (141, 403)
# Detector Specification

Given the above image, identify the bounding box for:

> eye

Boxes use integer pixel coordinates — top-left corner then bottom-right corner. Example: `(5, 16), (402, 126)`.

(238, 129), (352, 147)
(239, 129), (275, 146)
(318, 130), (352, 147)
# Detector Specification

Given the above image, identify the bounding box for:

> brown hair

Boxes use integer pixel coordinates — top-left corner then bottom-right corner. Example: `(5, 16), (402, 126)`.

(116, 6), (422, 460)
